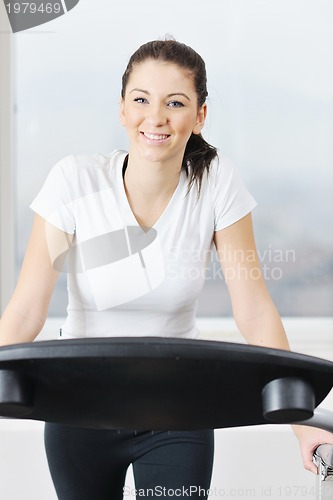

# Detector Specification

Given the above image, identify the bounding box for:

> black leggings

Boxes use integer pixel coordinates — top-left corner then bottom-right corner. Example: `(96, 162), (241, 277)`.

(44, 423), (214, 500)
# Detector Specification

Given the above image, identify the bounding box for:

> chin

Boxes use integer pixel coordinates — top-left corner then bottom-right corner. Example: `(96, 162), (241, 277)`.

(140, 149), (169, 164)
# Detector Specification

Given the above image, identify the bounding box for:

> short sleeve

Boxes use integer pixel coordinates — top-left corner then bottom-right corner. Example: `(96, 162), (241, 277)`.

(210, 154), (257, 231)
(30, 156), (76, 234)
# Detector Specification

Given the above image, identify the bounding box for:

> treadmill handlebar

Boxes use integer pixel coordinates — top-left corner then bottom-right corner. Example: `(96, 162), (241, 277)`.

(314, 444), (333, 481)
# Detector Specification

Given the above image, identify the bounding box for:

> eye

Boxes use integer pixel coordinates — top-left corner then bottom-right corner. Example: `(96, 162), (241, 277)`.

(167, 100), (184, 108)
(133, 97), (148, 104)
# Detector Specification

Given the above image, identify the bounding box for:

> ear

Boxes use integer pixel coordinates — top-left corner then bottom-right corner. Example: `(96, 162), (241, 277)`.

(193, 103), (207, 135)
(119, 98), (126, 126)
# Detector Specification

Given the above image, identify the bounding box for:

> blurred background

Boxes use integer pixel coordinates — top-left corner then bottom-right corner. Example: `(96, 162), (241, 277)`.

(1, 3), (333, 499)
(3, 0), (333, 318)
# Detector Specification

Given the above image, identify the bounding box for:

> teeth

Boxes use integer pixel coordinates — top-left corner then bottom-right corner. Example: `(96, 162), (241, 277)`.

(144, 133), (169, 140)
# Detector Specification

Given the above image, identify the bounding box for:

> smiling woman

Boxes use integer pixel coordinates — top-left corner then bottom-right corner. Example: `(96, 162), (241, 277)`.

(1, 35), (333, 500)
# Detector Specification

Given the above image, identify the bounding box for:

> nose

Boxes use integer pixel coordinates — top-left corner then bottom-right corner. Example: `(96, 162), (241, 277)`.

(146, 104), (168, 127)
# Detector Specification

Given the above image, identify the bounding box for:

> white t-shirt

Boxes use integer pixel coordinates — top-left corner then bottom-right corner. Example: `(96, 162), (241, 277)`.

(30, 149), (256, 339)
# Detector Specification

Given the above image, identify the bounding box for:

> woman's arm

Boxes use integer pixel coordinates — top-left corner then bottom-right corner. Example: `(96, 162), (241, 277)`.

(213, 213), (289, 349)
(214, 212), (333, 473)
(0, 214), (71, 346)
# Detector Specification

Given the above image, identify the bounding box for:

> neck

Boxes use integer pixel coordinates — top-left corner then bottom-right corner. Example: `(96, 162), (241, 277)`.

(124, 154), (182, 200)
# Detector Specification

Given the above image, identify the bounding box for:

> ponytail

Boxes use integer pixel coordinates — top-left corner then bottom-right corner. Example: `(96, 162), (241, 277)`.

(183, 133), (218, 196)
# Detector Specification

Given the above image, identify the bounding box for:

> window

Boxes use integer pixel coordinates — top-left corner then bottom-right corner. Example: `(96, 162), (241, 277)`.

(7, 0), (333, 317)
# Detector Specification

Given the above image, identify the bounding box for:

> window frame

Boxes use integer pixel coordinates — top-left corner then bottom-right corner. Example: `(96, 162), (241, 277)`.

(0, 9), (15, 313)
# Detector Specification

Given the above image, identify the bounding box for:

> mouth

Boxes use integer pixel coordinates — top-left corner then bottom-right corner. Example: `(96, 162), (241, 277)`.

(141, 132), (171, 143)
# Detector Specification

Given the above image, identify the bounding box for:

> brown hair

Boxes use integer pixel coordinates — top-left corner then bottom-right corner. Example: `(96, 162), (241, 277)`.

(121, 39), (218, 195)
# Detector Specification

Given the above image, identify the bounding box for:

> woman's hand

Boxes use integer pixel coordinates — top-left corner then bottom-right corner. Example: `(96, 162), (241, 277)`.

(293, 425), (333, 474)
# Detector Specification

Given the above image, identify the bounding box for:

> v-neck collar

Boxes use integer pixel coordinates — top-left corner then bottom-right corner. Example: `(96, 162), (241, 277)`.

(114, 151), (185, 232)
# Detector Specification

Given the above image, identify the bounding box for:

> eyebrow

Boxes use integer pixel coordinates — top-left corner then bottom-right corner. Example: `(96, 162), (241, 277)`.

(129, 88), (191, 101)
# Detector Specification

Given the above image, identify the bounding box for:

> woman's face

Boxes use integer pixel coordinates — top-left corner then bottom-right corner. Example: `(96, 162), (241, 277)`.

(120, 59), (206, 166)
